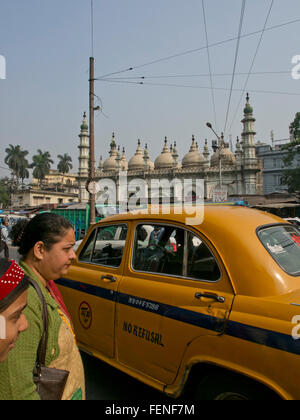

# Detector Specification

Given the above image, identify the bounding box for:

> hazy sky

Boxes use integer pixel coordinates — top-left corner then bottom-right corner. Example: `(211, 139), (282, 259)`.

(1, 0), (300, 178)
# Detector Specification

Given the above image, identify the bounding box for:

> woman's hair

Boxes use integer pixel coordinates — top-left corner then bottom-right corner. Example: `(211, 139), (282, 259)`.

(11, 213), (73, 257)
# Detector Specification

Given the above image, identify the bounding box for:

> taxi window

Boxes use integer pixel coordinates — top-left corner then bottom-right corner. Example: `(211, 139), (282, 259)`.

(132, 224), (184, 276)
(78, 229), (96, 262)
(91, 224), (128, 267)
(186, 232), (221, 281)
(79, 224), (128, 267)
(258, 225), (300, 276)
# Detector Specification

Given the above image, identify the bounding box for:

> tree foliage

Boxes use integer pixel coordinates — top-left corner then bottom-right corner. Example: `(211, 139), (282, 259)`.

(0, 178), (11, 208)
(30, 150), (54, 187)
(4, 144), (29, 187)
(57, 153), (73, 175)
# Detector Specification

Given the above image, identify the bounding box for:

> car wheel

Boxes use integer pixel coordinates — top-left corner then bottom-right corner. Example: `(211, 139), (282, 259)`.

(193, 371), (276, 401)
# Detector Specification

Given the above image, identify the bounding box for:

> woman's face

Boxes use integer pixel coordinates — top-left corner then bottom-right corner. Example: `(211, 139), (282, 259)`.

(36, 228), (76, 282)
(0, 291), (28, 362)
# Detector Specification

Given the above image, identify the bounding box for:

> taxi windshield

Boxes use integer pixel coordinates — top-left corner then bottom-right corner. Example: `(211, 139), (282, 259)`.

(258, 224), (300, 276)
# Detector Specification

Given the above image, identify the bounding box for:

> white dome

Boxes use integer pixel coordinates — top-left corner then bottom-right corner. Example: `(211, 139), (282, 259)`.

(128, 140), (145, 171)
(103, 133), (118, 172)
(182, 136), (205, 168)
(211, 145), (236, 167)
(154, 137), (174, 169)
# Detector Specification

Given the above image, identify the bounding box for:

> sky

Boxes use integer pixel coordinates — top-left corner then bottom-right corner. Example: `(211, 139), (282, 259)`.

(1, 0), (300, 179)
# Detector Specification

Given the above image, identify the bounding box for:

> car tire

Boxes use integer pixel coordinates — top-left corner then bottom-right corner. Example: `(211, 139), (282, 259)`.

(193, 371), (278, 401)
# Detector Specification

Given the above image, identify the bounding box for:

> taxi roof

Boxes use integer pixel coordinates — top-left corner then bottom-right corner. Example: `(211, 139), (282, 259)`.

(93, 205), (299, 297)
(101, 204), (283, 233)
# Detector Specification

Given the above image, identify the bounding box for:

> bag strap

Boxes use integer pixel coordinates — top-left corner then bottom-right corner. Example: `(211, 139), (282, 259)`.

(29, 279), (49, 368)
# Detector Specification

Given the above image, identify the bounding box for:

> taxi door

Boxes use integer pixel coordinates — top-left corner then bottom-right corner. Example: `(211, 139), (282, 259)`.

(116, 221), (235, 385)
(57, 223), (129, 359)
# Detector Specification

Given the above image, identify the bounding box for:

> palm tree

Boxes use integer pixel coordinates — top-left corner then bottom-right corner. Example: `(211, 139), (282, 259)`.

(4, 144), (29, 187)
(30, 150), (54, 188)
(57, 154), (73, 186)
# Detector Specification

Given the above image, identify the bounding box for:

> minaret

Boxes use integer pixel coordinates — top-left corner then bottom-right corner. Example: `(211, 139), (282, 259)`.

(172, 141), (180, 169)
(241, 94), (258, 194)
(203, 139), (210, 169)
(78, 112), (89, 203)
(242, 93), (257, 168)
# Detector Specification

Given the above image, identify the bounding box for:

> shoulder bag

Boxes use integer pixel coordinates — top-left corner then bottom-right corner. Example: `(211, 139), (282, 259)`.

(30, 279), (70, 401)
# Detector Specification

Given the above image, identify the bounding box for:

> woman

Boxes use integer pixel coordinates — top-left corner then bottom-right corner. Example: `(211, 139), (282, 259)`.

(0, 214), (85, 400)
(0, 259), (29, 362)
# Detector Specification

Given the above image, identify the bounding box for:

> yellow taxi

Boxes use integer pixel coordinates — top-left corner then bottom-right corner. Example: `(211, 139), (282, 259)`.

(56, 205), (300, 400)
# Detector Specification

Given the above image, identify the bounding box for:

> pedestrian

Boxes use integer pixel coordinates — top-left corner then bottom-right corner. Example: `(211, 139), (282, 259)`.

(0, 213), (85, 400)
(0, 258), (29, 362)
(0, 217), (10, 260)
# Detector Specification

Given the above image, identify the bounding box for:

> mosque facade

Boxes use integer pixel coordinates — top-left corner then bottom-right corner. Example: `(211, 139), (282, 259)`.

(77, 94), (259, 204)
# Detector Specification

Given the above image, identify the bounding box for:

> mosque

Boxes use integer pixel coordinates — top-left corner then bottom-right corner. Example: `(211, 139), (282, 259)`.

(77, 94), (259, 204)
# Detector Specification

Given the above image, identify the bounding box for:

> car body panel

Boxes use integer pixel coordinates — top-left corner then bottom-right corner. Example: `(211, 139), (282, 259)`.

(57, 206), (300, 399)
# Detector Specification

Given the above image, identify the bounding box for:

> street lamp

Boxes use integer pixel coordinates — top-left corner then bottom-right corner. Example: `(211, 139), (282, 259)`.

(206, 122), (225, 188)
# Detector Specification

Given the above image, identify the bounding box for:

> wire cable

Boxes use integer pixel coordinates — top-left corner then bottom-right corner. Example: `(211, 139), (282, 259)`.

(202, 0), (218, 132)
(96, 17), (300, 80)
(97, 70), (290, 80)
(228, 0), (274, 133)
(97, 77), (300, 96)
(223, 0), (246, 135)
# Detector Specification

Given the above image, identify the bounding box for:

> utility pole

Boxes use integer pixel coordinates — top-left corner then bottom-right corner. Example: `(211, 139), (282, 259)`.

(88, 56), (96, 225)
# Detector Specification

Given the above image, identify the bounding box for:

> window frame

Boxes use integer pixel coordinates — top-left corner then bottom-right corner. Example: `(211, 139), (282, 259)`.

(131, 222), (222, 283)
(256, 223), (300, 277)
(78, 223), (129, 269)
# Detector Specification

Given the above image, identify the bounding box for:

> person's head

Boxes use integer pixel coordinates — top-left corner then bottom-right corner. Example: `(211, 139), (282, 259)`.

(11, 214), (76, 283)
(0, 259), (29, 362)
(2, 217), (9, 227)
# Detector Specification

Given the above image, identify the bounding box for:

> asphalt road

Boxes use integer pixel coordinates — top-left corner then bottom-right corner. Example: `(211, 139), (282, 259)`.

(81, 351), (173, 401)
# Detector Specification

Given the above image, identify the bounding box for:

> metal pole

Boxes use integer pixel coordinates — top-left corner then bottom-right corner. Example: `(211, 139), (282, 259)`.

(89, 57), (96, 225)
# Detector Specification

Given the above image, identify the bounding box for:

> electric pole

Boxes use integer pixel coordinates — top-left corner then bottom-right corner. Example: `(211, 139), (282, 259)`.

(89, 56), (96, 225)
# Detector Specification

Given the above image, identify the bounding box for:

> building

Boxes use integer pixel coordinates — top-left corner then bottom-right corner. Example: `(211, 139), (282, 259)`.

(11, 169), (79, 209)
(256, 138), (300, 194)
(11, 188), (78, 209)
(77, 94), (260, 204)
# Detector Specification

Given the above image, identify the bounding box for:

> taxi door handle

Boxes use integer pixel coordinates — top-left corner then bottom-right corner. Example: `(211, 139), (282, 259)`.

(195, 292), (225, 303)
(101, 275), (117, 283)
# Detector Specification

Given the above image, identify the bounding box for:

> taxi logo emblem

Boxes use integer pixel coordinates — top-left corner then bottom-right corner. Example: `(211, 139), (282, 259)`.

(79, 302), (92, 329)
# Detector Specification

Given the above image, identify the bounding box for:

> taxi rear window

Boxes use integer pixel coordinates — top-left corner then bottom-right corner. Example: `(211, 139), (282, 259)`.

(258, 225), (300, 276)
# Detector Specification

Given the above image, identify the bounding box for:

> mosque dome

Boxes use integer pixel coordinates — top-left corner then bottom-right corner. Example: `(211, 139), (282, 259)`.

(80, 112), (88, 131)
(103, 133), (118, 172)
(128, 140), (145, 171)
(182, 135), (205, 168)
(154, 137), (174, 169)
(244, 93), (253, 115)
(211, 144), (236, 167)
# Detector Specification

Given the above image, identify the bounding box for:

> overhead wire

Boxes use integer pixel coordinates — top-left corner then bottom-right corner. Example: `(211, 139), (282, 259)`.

(202, 0), (218, 132)
(228, 0), (274, 134)
(95, 17), (300, 80)
(96, 70), (290, 80)
(223, 0), (246, 136)
(96, 77), (300, 96)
